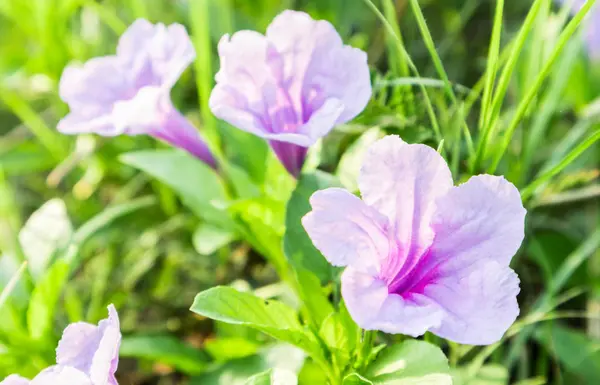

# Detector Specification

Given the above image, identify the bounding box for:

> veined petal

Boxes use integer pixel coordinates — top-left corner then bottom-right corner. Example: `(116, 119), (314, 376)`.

(341, 267), (444, 336)
(30, 366), (92, 385)
(56, 322), (102, 372)
(209, 32), (290, 136)
(111, 86), (170, 135)
(296, 98), (344, 144)
(211, 10), (370, 151)
(266, 10), (371, 123)
(430, 175), (526, 275)
(56, 305), (121, 384)
(302, 188), (389, 274)
(358, 136), (454, 280)
(59, 57), (129, 110)
(266, 10), (341, 88)
(57, 111), (115, 136)
(426, 261), (520, 345)
(116, 19), (154, 58)
(117, 19), (195, 88)
(90, 305), (121, 385)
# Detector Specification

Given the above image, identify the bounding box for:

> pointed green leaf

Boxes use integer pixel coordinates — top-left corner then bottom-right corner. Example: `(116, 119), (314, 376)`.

(19, 199), (72, 281)
(244, 368), (298, 385)
(120, 334), (208, 375)
(366, 340), (451, 384)
(190, 287), (324, 361)
(27, 260), (69, 340)
(120, 150), (233, 228)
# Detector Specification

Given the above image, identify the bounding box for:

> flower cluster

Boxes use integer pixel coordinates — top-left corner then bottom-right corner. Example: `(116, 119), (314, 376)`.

(1, 305), (121, 385)
(3, 8), (529, 384)
(58, 11), (371, 177)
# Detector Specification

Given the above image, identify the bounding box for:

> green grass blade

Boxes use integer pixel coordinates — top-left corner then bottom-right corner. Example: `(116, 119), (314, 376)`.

(478, 0), (504, 132)
(189, 0), (223, 159)
(504, 227), (600, 369)
(407, 0), (456, 103)
(81, 0), (127, 34)
(127, 0), (149, 18)
(0, 261), (27, 310)
(360, 0), (443, 143)
(374, 77), (472, 94)
(0, 87), (68, 161)
(381, 0), (409, 77)
(471, 0), (545, 172)
(488, 0), (597, 173)
(521, 129), (600, 201)
(435, 0), (480, 64)
(538, 118), (592, 174)
(520, 37), (583, 181)
(407, 0), (474, 156)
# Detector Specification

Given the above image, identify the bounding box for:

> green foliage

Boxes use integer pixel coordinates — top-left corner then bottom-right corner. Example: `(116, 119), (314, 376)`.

(244, 368), (298, 385)
(120, 150), (233, 227)
(1, 0), (599, 383)
(284, 171), (341, 282)
(190, 286), (325, 363)
(120, 334), (208, 374)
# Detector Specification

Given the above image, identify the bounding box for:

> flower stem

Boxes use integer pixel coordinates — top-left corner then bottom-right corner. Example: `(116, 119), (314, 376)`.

(355, 330), (376, 371)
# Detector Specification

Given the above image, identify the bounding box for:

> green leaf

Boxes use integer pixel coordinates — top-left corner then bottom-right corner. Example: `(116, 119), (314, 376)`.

(191, 344), (305, 385)
(284, 171), (341, 282)
(295, 268), (334, 327)
(244, 368), (298, 385)
(190, 287), (324, 362)
(365, 340), (451, 384)
(193, 224), (237, 255)
(220, 123), (269, 185)
(27, 260), (69, 340)
(19, 199), (72, 281)
(64, 196), (156, 270)
(120, 150), (233, 228)
(0, 262), (27, 312)
(343, 373), (373, 385)
(205, 337), (260, 361)
(521, 128), (600, 200)
(229, 197), (288, 275)
(0, 254), (29, 305)
(452, 364), (509, 385)
(72, 196), (156, 245)
(298, 359), (329, 384)
(319, 312), (353, 368)
(119, 334), (208, 375)
(0, 142), (55, 175)
(534, 325), (600, 383)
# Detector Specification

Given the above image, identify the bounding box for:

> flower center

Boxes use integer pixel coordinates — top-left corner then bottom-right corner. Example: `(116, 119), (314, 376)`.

(382, 244), (438, 298)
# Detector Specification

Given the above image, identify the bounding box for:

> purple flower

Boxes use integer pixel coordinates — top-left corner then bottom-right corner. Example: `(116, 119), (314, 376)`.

(302, 136), (526, 345)
(209, 10), (372, 176)
(58, 19), (215, 167)
(561, 0), (600, 59)
(1, 305), (121, 385)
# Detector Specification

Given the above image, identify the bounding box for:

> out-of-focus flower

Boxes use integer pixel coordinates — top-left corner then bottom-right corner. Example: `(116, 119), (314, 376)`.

(303, 136), (526, 345)
(561, 0), (600, 59)
(0, 305), (121, 385)
(58, 19), (215, 167)
(210, 10), (371, 176)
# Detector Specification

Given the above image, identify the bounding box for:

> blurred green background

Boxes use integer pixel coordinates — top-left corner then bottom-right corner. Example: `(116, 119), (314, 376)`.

(0, 0), (599, 384)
